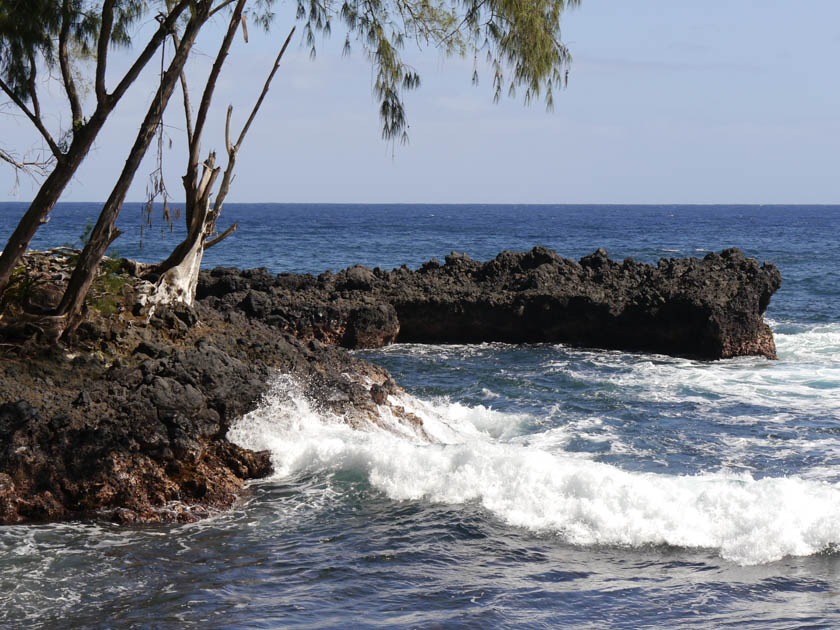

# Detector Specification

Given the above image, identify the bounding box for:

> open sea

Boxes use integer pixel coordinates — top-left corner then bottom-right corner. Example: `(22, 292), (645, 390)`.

(1, 203), (840, 629)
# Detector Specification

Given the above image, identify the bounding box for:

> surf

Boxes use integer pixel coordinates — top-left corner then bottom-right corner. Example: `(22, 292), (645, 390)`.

(229, 362), (840, 566)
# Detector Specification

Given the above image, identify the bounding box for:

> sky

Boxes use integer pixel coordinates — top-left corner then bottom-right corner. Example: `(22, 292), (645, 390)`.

(2, 0), (839, 204)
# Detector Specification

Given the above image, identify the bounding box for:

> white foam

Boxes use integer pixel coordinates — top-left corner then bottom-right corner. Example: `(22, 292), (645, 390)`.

(537, 323), (840, 481)
(229, 376), (840, 565)
(775, 322), (840, 365)
(557, 326), (840, 420)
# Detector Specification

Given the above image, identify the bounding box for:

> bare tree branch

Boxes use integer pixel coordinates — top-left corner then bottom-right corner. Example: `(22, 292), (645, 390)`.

(205, 222), (237, 249)
(95, 0), (117, 103)
(190, 0), (246, 158)
(233, 26), (295, 151)
(171, 32), (194, 144)
(0, 148), (50, 175)
(108, 0), (193, 108)
(0, 77), (63, 161)
(179, 70), (195, 143)
(58, 0), (83, 127)
(224, 105), (233, 155)
(26, 54), (42, 121)
(185, 0), (246, 225)
(212, 26), (295, 219)
(188, 0), (247, 170)
(208, 0), (238, 19)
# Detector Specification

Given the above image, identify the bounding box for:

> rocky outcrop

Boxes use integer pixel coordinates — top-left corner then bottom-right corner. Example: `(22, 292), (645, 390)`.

(199, 246), (781, 360)
(198, 266), (401, 348)
(0, 252), (421, 525)
(0, 245), (781, 525)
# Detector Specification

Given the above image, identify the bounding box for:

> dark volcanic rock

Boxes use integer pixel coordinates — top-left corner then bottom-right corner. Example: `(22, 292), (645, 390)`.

(198, 246), (781, 360)
(198, 266), (400, 349)
(0, 244), (781, 526)
(0, 252), (418, 525)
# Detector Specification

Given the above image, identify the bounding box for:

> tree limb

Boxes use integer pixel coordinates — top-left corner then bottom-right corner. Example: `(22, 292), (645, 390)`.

(27, 54), (41, 121)
(188, 0), (247, 177)
(240, 14), (249, 43)
(208, 0), (239, 19)
(95, 0), (117, 103)
(233, 26), (295, 151)
(0, 148), (49, 176)
(171, 32), (195, 144)
(58, 0), (83, 127)
(224, 105), (233, 155)
(212, 26), (295, 219)
(0, 77), (63, 161)
(108, 0), (193, 109)
(205, 222), (237, 249)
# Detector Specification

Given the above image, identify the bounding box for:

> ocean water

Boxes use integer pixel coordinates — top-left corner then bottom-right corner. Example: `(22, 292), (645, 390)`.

(1, 203), (840, 628)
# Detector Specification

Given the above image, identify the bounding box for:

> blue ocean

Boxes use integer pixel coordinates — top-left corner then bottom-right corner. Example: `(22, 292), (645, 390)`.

(2, 203), (840, 628)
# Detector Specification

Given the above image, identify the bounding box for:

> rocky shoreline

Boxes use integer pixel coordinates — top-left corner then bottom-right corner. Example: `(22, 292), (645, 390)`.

(0, 247), (780, 525)
(200, 245), (781, 360)
(0, 251), (417, 525)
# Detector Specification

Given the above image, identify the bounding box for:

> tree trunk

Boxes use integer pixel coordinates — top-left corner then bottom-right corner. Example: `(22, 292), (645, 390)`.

(141, 0), (248, 308)
(148, 230), (206, 309)
(147, 22), (294, 312)
(145, 154), (218, 308)
(54, 6), (210, 336)
(0, 122), (102, 299)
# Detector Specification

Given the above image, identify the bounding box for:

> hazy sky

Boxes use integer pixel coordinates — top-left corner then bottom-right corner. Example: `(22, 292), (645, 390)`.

(3, 0), (839, 204)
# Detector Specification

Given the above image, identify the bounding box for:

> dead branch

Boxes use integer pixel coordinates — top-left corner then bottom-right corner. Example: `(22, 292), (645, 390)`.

(0, 148), (51, 180)
(187, 0), (247, 190)
(224, 105), (233, 155)
(205, 222), (237, 249)
(171, 30), (195, 144)
(211, 26), (296, 220)
(232, 26), (296, 152)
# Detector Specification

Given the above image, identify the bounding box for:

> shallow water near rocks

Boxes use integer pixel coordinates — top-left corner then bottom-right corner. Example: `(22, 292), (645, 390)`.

(2, 204), (840, 628)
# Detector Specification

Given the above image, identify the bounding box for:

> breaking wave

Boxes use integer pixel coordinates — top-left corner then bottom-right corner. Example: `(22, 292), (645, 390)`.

(229, 365), (840, 566)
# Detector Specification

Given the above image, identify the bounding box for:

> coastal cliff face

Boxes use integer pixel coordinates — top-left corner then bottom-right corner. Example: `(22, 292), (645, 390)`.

(0, 246), (780, 525)
(199, 246), (781, 360)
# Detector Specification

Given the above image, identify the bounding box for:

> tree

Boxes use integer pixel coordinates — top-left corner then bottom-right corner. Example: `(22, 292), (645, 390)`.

(55, 0), (293, 325)
(48, 0), (215, 336)
(138, 16), (297, 309)
(1, 0), (580, 337)
(0, 0), (195, 298)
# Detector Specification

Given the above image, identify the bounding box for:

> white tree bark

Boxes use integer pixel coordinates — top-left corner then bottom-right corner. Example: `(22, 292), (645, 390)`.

(139, 24), (295, 317)
(152, 230), (205, 308)
(138, 196), (213, 314)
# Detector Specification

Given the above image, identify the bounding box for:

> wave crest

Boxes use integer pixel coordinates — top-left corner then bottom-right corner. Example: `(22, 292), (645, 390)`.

(229, 375), (840, 565)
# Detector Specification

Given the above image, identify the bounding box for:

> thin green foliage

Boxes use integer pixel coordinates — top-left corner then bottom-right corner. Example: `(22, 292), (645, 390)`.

(0, 265), (42, 315)
(0, 0), (148, 104)
(294, 0), (578, 141)
(89, 255), (127, 316)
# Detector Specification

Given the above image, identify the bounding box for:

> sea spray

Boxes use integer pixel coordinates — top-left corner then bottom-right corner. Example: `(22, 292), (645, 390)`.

(229, 374), (840, 565)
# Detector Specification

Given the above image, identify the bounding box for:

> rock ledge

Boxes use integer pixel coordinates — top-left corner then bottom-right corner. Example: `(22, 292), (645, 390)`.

(200, 246), (781, 360)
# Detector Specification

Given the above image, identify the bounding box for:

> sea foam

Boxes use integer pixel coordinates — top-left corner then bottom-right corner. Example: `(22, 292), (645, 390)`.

(229, 374), (840, 566)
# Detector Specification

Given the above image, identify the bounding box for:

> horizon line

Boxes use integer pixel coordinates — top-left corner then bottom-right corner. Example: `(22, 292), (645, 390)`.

(3, 201), (839, 207)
